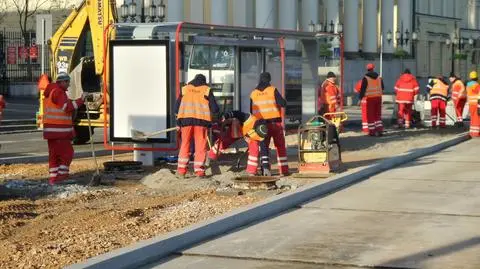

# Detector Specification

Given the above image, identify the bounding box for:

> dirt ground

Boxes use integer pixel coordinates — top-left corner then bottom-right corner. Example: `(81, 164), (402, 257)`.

(0, 126), (466, 269)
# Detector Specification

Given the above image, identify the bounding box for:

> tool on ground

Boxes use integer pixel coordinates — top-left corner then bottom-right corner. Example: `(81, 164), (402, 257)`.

(236, 148), (249, 169)
(294, 115), (343, 177)
(131, 127), (179, 142)
(85, 100), (103, 186)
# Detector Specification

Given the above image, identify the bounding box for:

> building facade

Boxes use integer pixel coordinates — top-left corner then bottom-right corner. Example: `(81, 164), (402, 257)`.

(117, 0), (479, 93)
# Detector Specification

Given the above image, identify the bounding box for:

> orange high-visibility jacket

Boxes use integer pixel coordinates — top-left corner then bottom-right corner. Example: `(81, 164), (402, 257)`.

(177, 84), (212, 122)
(467, 81), (480, 106)
(429, 79), (449, 101)
(320, 79), (340, 106)
(250, 86), (281, 120)
(242, 114), (263, 141)
(394, 73), (419, 104)
(364, 77), (382, 98)
(451, 80), (466, 101)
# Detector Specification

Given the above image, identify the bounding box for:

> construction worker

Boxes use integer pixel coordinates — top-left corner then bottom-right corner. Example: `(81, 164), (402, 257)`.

(466, 71), (480, 137)
(175, 74), (219, 178)
(250, 72), (289, 176)
(449, 72), (467, 127)
(43, 72), (86, 185)
(208, 111), (270, 176)
(353, 79), (369, 133)
(318, 72), (341, 116)
(358, 63), (384, 136)
(394, 69), (419, 129)
(427, 76), (450, 128)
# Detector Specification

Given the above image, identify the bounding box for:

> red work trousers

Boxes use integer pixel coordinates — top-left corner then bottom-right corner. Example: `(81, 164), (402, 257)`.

(208, 128), (239, 160)
(366, 97), (383, 135)
(264, 122), (289, 175)
(177, 126), (208, 176)
(454, 99), (466, 122)
(431, 99), (446, 128)
(469, 104), (480, 137)
(47, 139), (74, 183)
(397, 103), (413, 128)
(360, 98), (369, 133)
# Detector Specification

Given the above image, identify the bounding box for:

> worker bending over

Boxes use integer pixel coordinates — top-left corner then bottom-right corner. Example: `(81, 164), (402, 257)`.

(427, 76), (450, 128)
(175, 74), (219, 178)
(318, 72), (341, 116)
(466, 71), (480, 137)
(449, 72), (467, 127)
(394, 69), (419, 129)
(208, 111), (270, 176)
(358, 63), (384, 136)
(43, 72), (86, 185)
(250, 72), (289, 176)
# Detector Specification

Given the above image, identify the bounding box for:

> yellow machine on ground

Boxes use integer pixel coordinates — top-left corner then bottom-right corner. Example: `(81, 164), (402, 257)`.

(37, 0), (117, 144)
(295, 112), (347, 177)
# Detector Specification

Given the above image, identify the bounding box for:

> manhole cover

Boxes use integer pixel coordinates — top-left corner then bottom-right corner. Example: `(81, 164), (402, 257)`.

(232, 176), (279, 190)
(103, 161), (144, 173)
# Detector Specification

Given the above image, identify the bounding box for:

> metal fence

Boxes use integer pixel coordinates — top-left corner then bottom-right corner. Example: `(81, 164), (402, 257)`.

(0, 29), (51, 94)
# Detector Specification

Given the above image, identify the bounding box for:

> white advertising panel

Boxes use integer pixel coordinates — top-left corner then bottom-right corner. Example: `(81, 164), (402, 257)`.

(110, 40), (170, 142)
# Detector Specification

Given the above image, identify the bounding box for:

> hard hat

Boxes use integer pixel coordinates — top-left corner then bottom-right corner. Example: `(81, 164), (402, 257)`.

(254, 123), (268, 138)
(470, 71), (478, 79)
(56, 72), (70, 82)
(366, 63), (375, 70)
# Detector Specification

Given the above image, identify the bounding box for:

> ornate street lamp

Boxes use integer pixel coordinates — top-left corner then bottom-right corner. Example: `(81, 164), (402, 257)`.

(329, 20), (334, 33)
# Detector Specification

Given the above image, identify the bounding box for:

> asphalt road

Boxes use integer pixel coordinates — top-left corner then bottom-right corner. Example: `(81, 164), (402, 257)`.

(0, 99), (394, 162)
(2, 97), (38, 120)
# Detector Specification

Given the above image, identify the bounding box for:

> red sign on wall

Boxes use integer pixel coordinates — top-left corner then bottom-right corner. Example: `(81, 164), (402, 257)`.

(7, 47), (16, 64)
(18, 46), (29, 59)
(30, 44), (38, 62)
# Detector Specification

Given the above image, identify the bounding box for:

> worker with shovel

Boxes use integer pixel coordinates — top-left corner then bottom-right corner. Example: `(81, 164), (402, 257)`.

(207, 111), (270, 176)
(43, 72), (87, 185)
(175, 74), (219, 178)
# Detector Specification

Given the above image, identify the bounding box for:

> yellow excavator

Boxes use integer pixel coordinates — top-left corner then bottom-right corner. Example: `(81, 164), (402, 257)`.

(37, 0), (117, 144)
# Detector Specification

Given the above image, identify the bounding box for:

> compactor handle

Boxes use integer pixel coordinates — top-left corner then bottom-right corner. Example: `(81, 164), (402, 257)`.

(323, 112), (348, 122)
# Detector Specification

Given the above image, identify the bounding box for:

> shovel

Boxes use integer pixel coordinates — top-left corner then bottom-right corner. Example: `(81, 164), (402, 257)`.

(131, 127), (179, 142)
(85, 102), (103, 186)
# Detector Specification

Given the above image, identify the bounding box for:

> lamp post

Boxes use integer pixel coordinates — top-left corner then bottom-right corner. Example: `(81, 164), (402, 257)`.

(121, 0), (165, 23)
(446, 24), (459, 74)
(380, 29), (393, 77)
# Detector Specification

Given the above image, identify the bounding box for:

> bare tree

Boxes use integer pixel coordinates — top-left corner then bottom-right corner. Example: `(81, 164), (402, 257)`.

(0, 0), (9, 25)
(12, 0), (50, 43)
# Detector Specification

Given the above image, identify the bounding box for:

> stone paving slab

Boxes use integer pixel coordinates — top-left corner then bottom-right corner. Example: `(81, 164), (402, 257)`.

(182, 208), (480, 269)
(147, 255), (360, 269)
(368, 160), (479, 181)
(303, 178), (480, 216)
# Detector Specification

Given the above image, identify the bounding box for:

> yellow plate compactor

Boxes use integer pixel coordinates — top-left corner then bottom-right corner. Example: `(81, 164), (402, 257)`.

(295, 113), (347, 177)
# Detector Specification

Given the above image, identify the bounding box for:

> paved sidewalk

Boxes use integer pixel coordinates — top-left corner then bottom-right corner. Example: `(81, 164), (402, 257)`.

(149, 139), (480, 269)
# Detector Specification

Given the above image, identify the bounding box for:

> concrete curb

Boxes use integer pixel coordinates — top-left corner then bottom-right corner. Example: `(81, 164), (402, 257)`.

(66, 133), (471, 269)
(0, 150), (114, 165)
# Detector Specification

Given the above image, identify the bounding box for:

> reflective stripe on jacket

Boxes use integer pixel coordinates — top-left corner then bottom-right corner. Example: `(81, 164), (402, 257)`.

(467, 81), (480, 106)
(451, 80), (466, 101)
(429, 79), (449, 101)
(365, 77), (382, 98)
(177, 85), (212, 122)
(250, 86), (281, 120)
(394, 73), (419, 104)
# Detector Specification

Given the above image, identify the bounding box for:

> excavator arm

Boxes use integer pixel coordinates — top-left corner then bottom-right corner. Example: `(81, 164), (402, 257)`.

(49, 0), (117, 80)
(43, 0), (117, 144)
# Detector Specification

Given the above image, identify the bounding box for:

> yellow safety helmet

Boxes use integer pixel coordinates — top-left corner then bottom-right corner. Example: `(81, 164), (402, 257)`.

(470, 71), (478, 79)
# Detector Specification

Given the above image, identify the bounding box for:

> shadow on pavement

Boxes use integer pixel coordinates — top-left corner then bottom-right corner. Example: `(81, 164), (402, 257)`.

(379, 236), (480, 268)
